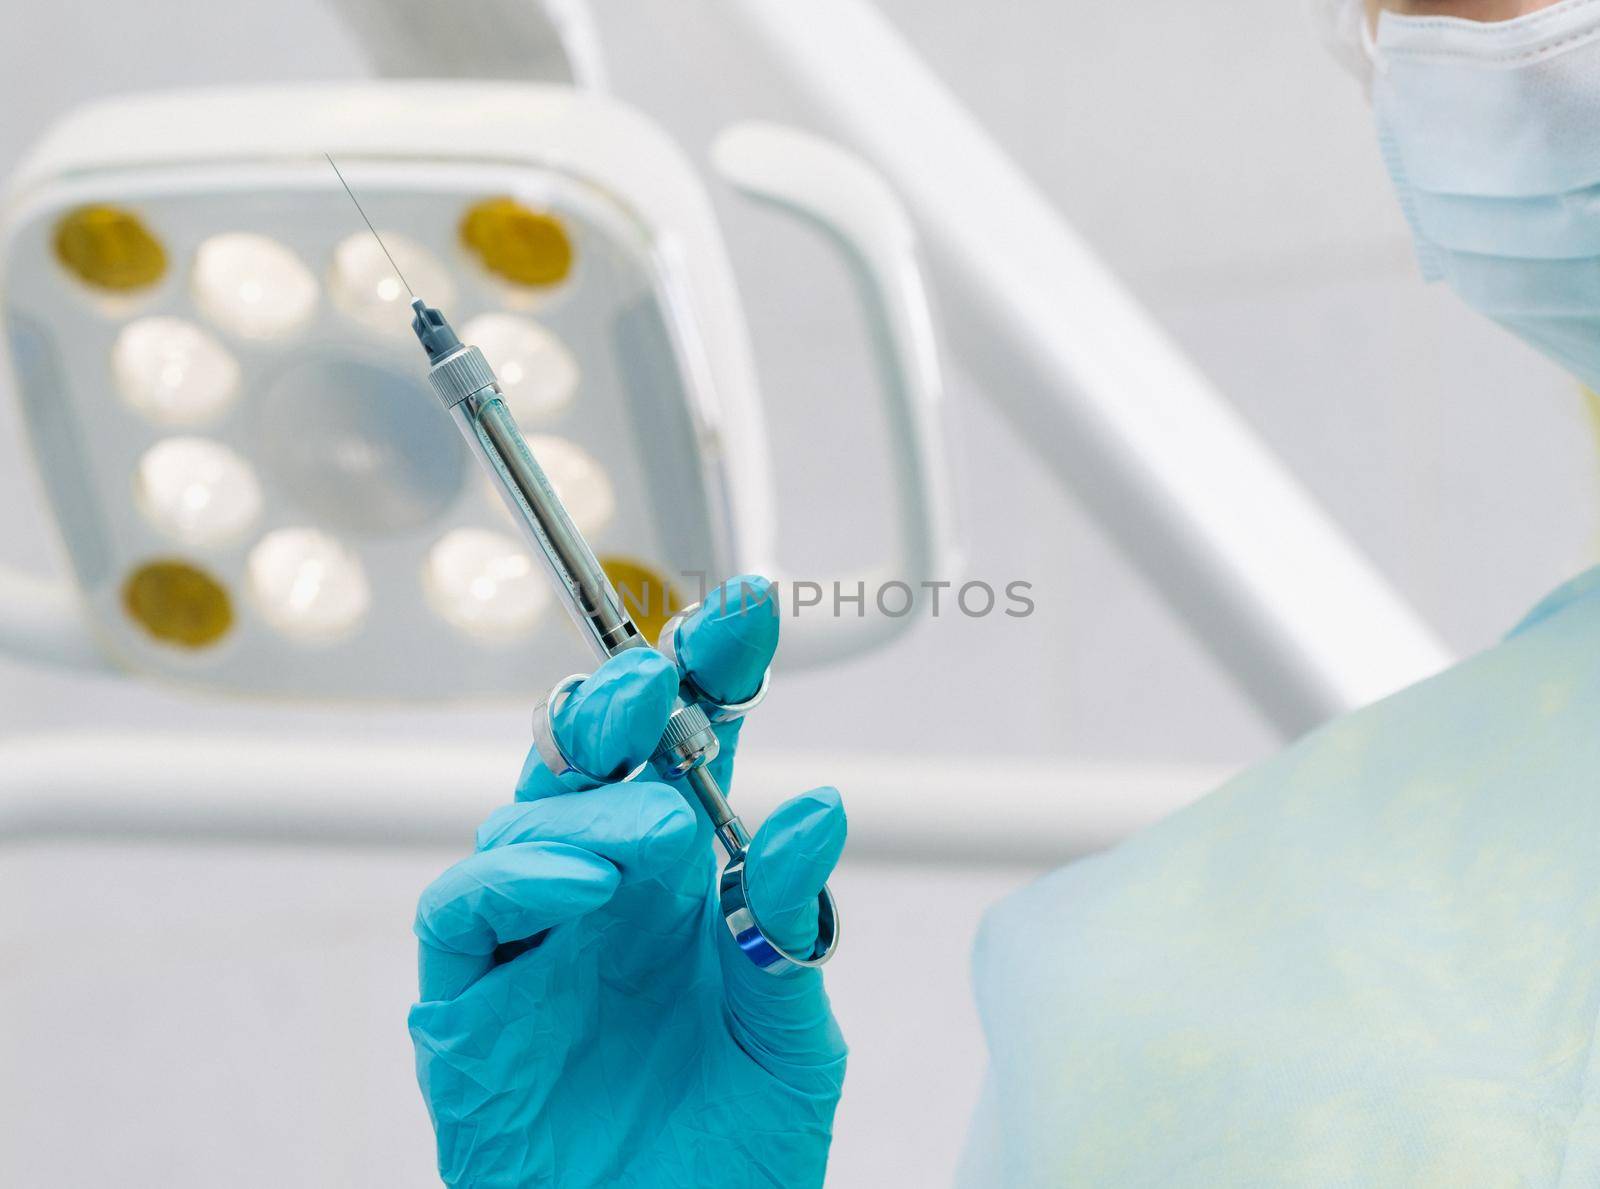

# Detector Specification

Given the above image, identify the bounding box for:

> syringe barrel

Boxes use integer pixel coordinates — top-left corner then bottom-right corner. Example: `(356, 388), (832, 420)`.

(430, 340), (736, 858)
(444, 381), (644, 662)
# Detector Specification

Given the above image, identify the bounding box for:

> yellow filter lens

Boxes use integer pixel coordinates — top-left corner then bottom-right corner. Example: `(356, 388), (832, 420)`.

(122, 560), (234, 648)
(599, 557), (683, 646)
(460, 197), (574, 287)
(53, 205), (167, 292)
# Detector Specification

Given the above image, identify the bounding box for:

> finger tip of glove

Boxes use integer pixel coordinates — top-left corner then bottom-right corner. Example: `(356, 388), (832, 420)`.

(778, 785), (846, 837)
(720, 573), (776, 605)
(593, 646), (678, 693)
(802, 783), (845, 816)
(680, 575), (779, 704)
(749, 785), (848, 876)
(713, 575), (779, 633)
(743, 788), (845, 955)
(472, 802), (523, 852)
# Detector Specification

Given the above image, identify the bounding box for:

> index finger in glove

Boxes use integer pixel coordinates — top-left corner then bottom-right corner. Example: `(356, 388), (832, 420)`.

(476, 782), (697, 880)
(516, 649), (679, 802)
(661, 574), (779, 788)
(672, 574), (779, 708)
(415, 842), (618, 1002)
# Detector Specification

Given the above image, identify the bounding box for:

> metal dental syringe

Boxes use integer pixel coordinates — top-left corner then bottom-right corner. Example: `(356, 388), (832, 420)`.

(409, 295), (839, 975)
(326, 152), (836, 972)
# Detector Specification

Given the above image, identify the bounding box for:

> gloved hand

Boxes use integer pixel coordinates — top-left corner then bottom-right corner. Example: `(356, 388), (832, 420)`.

(408, 576), (848, 1189)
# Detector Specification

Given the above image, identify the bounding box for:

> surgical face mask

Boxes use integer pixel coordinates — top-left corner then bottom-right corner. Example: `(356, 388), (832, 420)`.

(1370, 0), (1600, 389)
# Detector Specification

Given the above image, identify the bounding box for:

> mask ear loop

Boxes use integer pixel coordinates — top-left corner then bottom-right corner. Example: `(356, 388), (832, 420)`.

(1360, 7), (1381, 90)
(1364, 9), (1448, 282)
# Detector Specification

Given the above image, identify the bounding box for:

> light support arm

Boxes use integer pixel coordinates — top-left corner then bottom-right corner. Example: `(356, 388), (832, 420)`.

(0, 566), (106, 673)
(710, 122), (960, 665)
(322, 0), (608, 89)
(721, 0), (1454, 735)
(0, 731), (1223, 865)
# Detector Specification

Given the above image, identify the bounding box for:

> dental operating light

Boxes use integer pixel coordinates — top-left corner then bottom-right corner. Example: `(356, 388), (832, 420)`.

(0, 83), (955, 697)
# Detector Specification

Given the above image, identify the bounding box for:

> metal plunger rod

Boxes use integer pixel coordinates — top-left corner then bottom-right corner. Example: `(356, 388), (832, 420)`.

(688, 766), (747, 846)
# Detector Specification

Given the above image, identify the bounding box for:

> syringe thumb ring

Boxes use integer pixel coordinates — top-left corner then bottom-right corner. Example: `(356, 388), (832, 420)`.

(658, 720), (841, 974)
(718, 854), (842, 975)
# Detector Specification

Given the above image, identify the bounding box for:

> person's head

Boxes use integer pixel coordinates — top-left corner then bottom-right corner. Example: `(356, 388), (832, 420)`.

(1317, 0), (1600, 389)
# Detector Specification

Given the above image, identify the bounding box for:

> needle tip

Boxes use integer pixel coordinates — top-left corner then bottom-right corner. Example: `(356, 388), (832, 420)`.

(326, 152), (415, 299)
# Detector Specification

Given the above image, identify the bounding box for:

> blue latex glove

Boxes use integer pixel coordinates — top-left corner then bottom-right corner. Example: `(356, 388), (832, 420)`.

(409, 576), (848, 1189)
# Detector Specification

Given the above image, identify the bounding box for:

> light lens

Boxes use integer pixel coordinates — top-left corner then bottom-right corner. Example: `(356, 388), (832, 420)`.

(257, 359), (465, 535)
(122, 559), (233, 649)
(54, 205), (167, 292)
(330, 232), (453, 336)
(463, 313), (578, 425)
(113, 317), (240, 425)
(526, 435), (615, 538)
(460, 197), (574, 288)
(424, 528), (549, 640)
(135, 437), (262, 546)
(193, 233), (318, 339)
(599, 557), (682, 646)
(248, 528), (370, 642)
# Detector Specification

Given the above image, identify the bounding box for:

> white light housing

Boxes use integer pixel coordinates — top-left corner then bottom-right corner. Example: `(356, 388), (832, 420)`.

(330, 231), (454, 336)
(462, 312), (578, 424)
(424, 527), (550, 640)
(193, 232), (318, 340)
(113, 317), (240, 425)
(247, 528), (371, 643)
(0, 83), (806, 698)
(134, 436), (262, 546)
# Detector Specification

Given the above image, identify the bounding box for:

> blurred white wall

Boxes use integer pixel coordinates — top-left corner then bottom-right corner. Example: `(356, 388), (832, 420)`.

(0, 841), (1037, 1187)
(1, 1), (1596, 1186)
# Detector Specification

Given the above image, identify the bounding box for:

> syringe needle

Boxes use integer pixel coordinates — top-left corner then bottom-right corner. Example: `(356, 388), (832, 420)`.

(325, 152), (414, 297)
